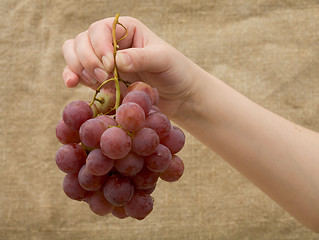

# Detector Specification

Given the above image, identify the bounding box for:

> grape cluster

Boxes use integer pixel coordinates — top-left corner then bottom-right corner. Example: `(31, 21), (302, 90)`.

(55, 81), (185, 220)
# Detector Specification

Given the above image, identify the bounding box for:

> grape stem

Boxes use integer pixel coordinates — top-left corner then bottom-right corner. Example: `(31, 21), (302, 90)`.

(89, 13), (129, 113)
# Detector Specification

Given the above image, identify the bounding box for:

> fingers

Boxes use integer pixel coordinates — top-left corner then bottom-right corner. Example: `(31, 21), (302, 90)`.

(62, 66), (79, 87)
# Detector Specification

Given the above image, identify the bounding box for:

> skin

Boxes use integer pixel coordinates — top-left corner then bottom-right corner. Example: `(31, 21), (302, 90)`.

(62, 16), (319, 232)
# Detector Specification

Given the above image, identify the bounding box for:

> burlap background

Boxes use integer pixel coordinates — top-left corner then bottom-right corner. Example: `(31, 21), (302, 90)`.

(1, 0), (319, 239)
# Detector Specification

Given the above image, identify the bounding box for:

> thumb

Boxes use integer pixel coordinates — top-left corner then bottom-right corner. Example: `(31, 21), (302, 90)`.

(116, 47), (167, 73)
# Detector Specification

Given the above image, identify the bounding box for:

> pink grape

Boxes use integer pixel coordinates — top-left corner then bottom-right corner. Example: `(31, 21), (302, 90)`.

(132, 127), (159, 156)
(115, 102), (145, 132)
(144, 144), (172, 172)
(112, 206), (128, 219)
(123, 91), (152, 115)
(78, 165), (106, 191)
(125, 190), (153, 220)
(56, 120), (80, 144)
(85, 190), (114, 216)
(143, 184), (156, 195)
(79, 118), (107, 148)
(160, 155), (184, 182)
(100, 127), (132, 159)
(63, 173), (88, 201)
(86, 149), (114, 176)
(148, 105), (160, 115)
(160, 126), (185, 154)
(133, 166), (159, 190)
(145, 112), (171, 139)
(103, 174), (134, 206)
(126, 81), (158, 105)
(62, 100), (93, 130)
(55, 143), (86, 174)
(114, 152), (144, 176)
(95, 115), (117, 127)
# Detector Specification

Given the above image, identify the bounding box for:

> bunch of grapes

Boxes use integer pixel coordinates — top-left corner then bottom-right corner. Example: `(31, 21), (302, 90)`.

(55, 81), (185, 220)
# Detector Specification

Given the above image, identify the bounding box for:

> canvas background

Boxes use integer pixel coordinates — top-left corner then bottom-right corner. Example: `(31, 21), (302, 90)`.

(1, 0), (319, 239)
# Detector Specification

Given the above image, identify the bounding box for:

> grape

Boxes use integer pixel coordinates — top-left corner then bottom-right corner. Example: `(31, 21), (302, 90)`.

(115, 102), (145, 132)
(56, 120), (80, 144)
(78, 165), (106, 191)
(132, 127), (159, 156)
(160, 126), (185, 154)
(93, 85), (117, 114)
(55, 143), (86, 174)
(148, 105), (160, 115)
(85, 190), (114, 216)
(123, 91), (152, 115)
(95, 115), (117, 127)
(145, 112), (171, 139)
(124, 190), (153, 220)
(126, 81), (158, 105)
(103, 174), (134, 206)
(133, 166), (159, 190)
(144, 144), (172, 172)
(62, 100), (93, 130)
(143, 184), (156, 195)
(114, 152), (144, 176)
(63, 173), (88, 201)
(100, 127), (132, 159)
(112, 206), (128, 219)
(79, 118), (107, 148)
(86, 149), (114, 176)
(160, 155), (184, 182)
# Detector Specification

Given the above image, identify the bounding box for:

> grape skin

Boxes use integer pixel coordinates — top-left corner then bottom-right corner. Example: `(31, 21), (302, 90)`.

(79, 118), (107, 148)
(124, 190), (153, 220)
(115, 102), (145, 132)
(114, 152), (144, 176)
(85, 190), (114, 216)
(55, 143), (87, 174)
(144, 144), (172, 172)
(145, 112), (171, 139)
(123, 91), (152, 115)
(95, 115), (117, 127)
(56, 120), (80, 144)
(160, 126), (185, 154)
(100, 127), (132, 159)
(86, 149), (114, 176)
(63, 173), (88, 201)
(160, 155), (184, 182)
(103, 174), (134, 206)
(132, 127), (159, 156)
(112, 206), (128, 219)
(126, 81), (158, 105)
(78, 165), (106, 191)
(62, 100), (93, 131)
(133, 166), (159, 190)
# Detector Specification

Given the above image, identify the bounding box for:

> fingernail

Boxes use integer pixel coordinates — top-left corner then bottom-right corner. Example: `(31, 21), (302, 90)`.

(82, 69), (97, 84)
(94, 68), (108, 82)
(116, 52), (132, 67)
(102, 52), (114, 72)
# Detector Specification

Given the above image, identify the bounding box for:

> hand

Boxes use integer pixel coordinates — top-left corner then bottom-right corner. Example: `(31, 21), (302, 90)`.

(62, 16), (200, 117)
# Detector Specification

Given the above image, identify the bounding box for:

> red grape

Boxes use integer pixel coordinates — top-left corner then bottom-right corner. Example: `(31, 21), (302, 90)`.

(126, 81), (158, 105)
(123, 91), (152, 115)
(85, 190), (114, 216)
(95, 115), (117, 127)
(55, 143), (86, 174)
(145, 112), (171, 139)
(133, 166), (159, 190)
(112, 206), (128, 219)
(160, 155), (184, 182)
(132, 127), (159, 156)
(114, 152), (144, 176)
(161, 126), (185, 154)
(100, 127), (132, 159)
(103, 174), (134, 206)
(86, 149), (114, 176)
(62, 100), (93, 130)
(79, 118), (107, 148)
(56, 120), (80, 144)
(144, 144), (172, 172)
(125, 190), (153, 220)
(115, 102), (145, 132)
(63, 173), (88, 201)
(78, 165), (106, 191)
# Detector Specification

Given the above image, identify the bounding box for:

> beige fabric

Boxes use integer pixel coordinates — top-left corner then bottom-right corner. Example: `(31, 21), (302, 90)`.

(1, 0), (319, 239)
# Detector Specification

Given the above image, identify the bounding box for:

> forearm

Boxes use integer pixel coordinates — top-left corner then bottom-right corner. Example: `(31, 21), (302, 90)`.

(173, 66), (319, 232)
